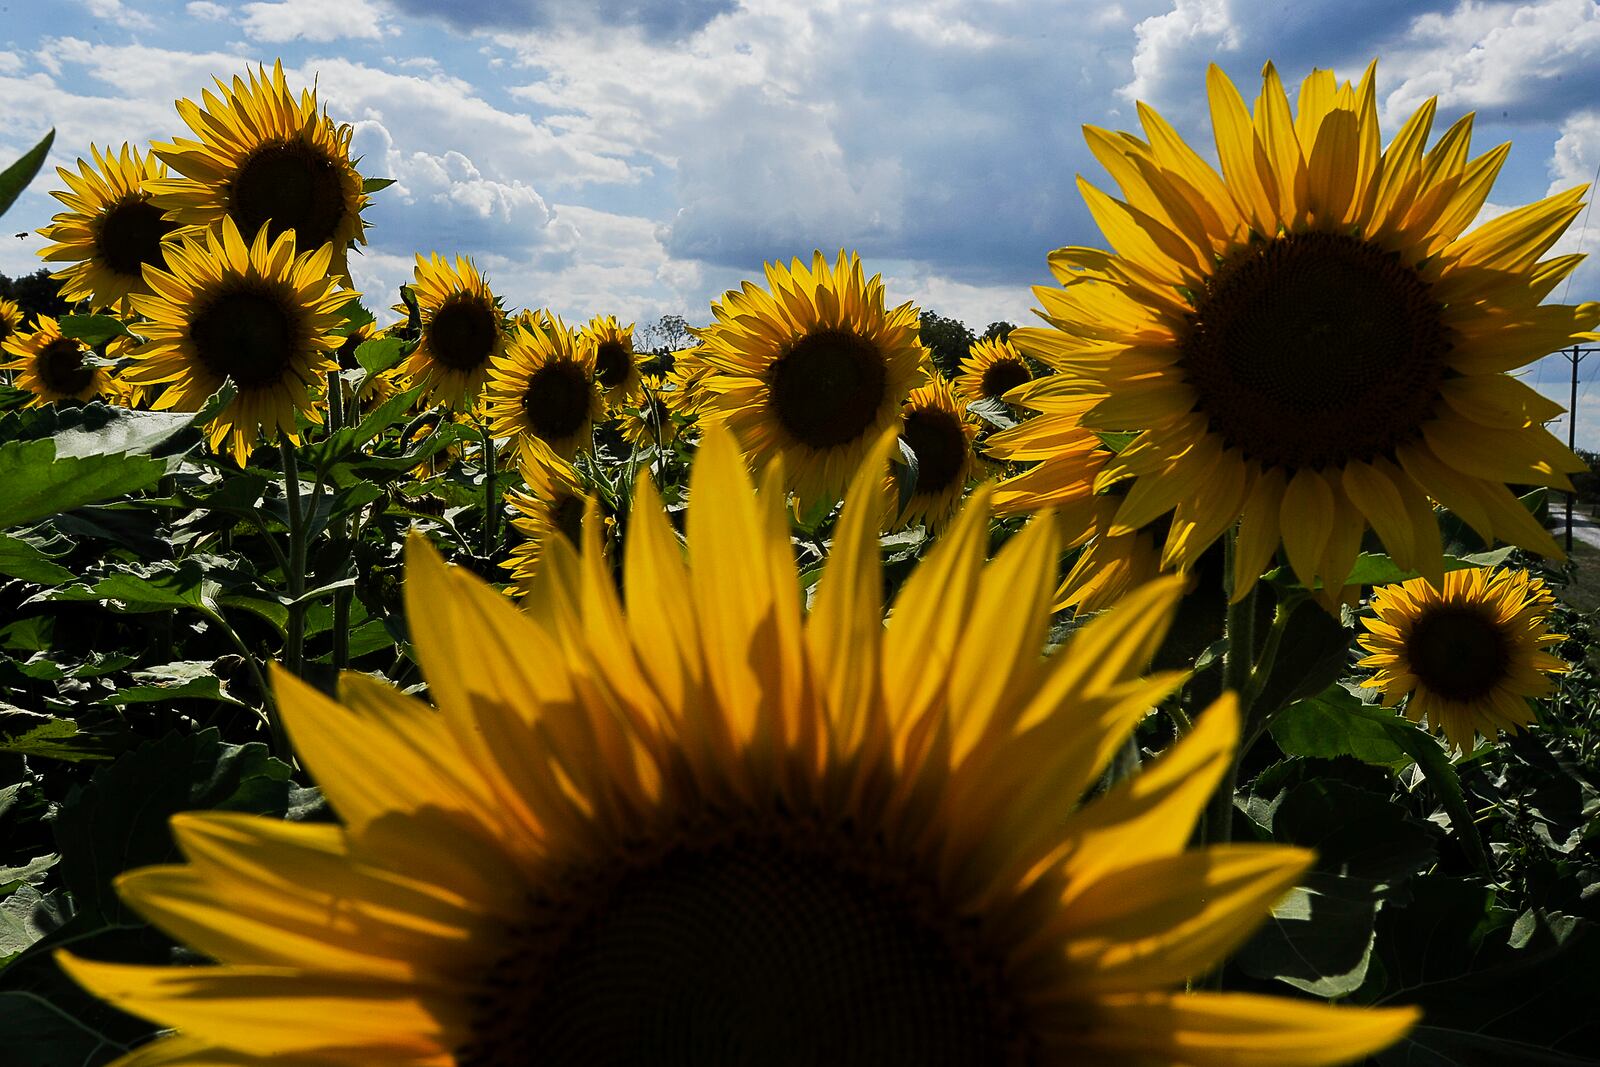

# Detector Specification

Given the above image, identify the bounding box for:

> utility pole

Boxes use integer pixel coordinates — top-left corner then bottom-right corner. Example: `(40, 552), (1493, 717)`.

(1562, 345), (1596, 553)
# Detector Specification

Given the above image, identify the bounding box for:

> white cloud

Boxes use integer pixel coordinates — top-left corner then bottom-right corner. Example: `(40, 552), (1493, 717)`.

(239, 0), (392, 43)
(185, 1), (227, 19)
(77, 0), (154, 30)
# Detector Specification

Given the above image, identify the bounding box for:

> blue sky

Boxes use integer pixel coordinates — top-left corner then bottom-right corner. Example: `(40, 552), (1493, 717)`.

(3, 0), (1599, 449)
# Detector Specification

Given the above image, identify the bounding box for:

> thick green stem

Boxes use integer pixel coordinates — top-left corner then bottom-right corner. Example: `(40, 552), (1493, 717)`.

(481, 423), (499, 559)
(326, 370), (351, 675)
(279, 438), (308, 679)
(1206, 531), (1256, 847)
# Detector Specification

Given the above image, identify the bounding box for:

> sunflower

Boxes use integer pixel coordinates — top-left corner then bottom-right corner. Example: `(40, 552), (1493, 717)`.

(500, 441), (590, 595)
(0, 296), (22, 350)
(146, 60), (368, 281)
(36, 144), (178, 307)
(105, 334), (156, 409)
(398, 254), (509, 410)
(581, 313), (643, 406)
(957, 336), (1034, 408)
(1, 316), (113, 405)
(123, 217), (351, 465)
(661, 344), (710, 419)
(999, 61), (1597, 603)
(617, 373), (679, 451)
(59, 426), (1416, 1066)
(484, 312), (603, 464)
(1357, 566), (1566, 751)
(892, 376), (984, 530)
(693, 250), (926, 510)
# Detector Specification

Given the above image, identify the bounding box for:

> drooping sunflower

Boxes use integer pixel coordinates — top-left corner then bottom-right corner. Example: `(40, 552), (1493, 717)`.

(500, 441), (590, 596)
(957, 336), (1034, 408)
(1357, 566), (1567, 751)
(396, 254), (509, 411)
(1, 316), (113, 405)
(484, 312), (603, 464)
(891, 376), (984, 530)
(59, 427), (1417, 1066)
(146, 61), (368, 281)
(1000, 60), (1597, 601)
(0, 296), (22, 350)
(581, 313), (643, 406)
(617, 373), (679, 451)
(694, 250), (926, 510)
(36, 144), (178, 308)
(123, 217), (351, 465)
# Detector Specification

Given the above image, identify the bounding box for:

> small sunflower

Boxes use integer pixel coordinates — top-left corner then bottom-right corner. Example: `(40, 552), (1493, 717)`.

(36, 144), (178, 307)
(957, 336), (1034, 408)
(617, 373), (679, 451)
(1358, 566), (1567, 751)
(60, 428), (1416, 1066)
(661, 344), (710, 419)
(398, 254), (509, 410)
(0, 297), (22, 350)
(892, 376), (983, 531)
(693, 250), (926, 510)
(581, 313), (643, 406)
(105, 334), (156, 409)
(123, 217), (351, 466)
(1000, 60), (1597, 602)
(484, 312), (603, 464)
(500, 443), (590, 596)
(1, 316), (113, 406)
(146, 60), (368, 281)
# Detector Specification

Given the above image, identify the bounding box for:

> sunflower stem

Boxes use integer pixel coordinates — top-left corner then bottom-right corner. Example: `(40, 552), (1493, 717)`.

(481, 421), (499, 559)
(279, 437), (308, 682)
(1207, 530), (1256, 848)
(326, 370), (351, 676)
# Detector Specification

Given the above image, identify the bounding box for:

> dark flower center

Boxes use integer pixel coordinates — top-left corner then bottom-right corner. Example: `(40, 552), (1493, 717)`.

(426, 296), (500, 371)
(229, 140), (348, 250)
(594, 339), (632, 389)
(770, 330), (888, 450)
(459, 821), (1027, 1067)
(551, 493), (585, 546)
(1178, 232), (1450, 472)
(521, 360), (593, 443)
(1405, 604), (1511, 702)
(95, 197), (176, 278)
(979, 358), (1030, 400)
(36, 338), (96, 397)
(189, 288), (298, 389)
(902, 405), (969, 495)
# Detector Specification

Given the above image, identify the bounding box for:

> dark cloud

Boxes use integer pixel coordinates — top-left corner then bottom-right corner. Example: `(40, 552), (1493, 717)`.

(384, 0), (737, 39)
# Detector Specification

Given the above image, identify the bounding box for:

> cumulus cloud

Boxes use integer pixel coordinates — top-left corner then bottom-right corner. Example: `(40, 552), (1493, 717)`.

(77, 0), (154, 30)
(239, 0), (392, 42)
(185, 2), (228, 19)
(385, 0), (736, 40)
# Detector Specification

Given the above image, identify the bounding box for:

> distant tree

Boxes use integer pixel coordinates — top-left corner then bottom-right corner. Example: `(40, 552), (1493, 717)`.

(918, 310), (975, 378)
(0, 269), (69, 322)
(982, 321), (1015, 342)
(1575, 448), (1600, 507)
(646, 313), (692, 353)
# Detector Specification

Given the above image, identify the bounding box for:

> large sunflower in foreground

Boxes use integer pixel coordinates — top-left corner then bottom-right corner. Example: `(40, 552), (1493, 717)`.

(957, 336), (1034, 408)
(399, 254), (509, 410)
(694, 250), (926, 510)
(123, 217), (351, 465)
(146, 61), (368, 281)
(1358, 566), (1567, 751)
(484, 312), (603, 464)
(1000, 60), (1597, 600)
(581, 313), (643, 406)
(60, 429), (1417, 1066)
(892, 376), (984, 530)
(36, 144), (178, 307)
(1, 316), (113, 405)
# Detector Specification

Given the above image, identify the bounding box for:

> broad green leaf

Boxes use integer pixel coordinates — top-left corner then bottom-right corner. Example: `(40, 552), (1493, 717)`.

(1093, 429), (1139, 453)
(966, 395), (1019, 429)
(0, 855), (59, 897)
(108, 661), (246, 708)
(0, 886), (68, 962)
(355, 335), (405, 374)
(0, 534), (73, 585)
(56, 314), (129, 347)
(361, 176), (396, 193)
(0, 129), (53, 218)
(1234, 875), (1378, 996)
(1345, 545), (1519, 587)
(1249, 598), (1353, 714)
(0, 440), (168, 529)
(0, 712), (113, 761)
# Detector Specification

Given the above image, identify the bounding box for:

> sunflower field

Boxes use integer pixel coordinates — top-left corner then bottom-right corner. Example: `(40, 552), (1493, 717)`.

(2, 57), (1599, 1067)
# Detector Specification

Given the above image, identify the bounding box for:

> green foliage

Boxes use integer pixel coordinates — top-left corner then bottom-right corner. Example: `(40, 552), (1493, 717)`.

(918, 309), (975, 377)
(0, 129), (53, 218)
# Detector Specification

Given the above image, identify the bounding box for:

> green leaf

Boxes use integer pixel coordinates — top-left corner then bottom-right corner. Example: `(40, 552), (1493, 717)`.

(1234, 875), (1379, 996)
(893, 435), (920, 520)
(965, 395), (1019, 429)
(108, 660), (246, 708)
(1272, 688), (1410, 766)
(0, 129), (53, 218)
(1344, 544), (1519, 587)
(56, 313), (129, 347)
(362, 176), (396, 193)
(0, 534), (74, 585)
(38, 563), (222, 614)
(355, 335), (405, 374)
(0, 711), (113, 761)
(1093, 430), (1139, 453)
(0, 855), (59, 897)
(0, 440), (168, 529)
(46, 403), (196, 458)
(1249, 598), (1353, 714)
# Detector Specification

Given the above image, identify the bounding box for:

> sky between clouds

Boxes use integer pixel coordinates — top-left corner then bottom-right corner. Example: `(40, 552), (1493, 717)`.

(3, 0), (1599, 449)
